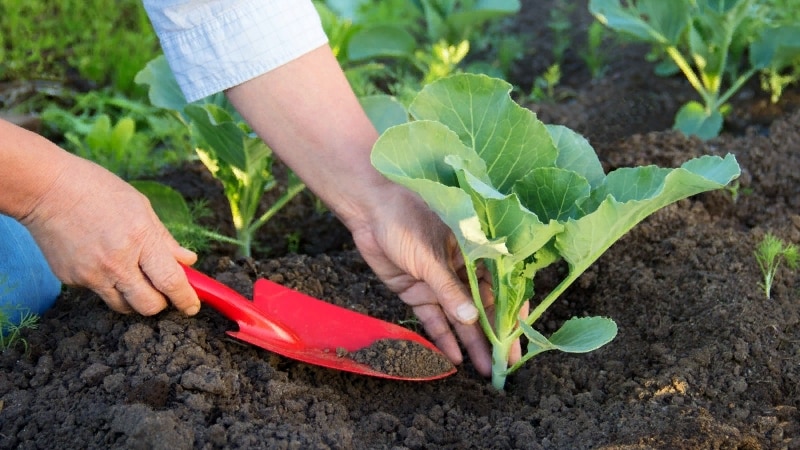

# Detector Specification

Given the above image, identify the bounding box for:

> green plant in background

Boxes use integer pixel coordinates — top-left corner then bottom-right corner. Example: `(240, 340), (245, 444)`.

(130, 181), (243, 253)
(581, 21), (608, 79)
(528, 63), (562, 102)
(590, 0), (800, 140)
(318, 0), (520, 97)
(415, 0), (521, 44)
(136, 56), (306, 258)
(754, 233), (799, 299)
(757, 0), (800, 102)
(372, 73), (741, 389)
(40, 89), (192, 179)
(50, 113), (153, 180)
(547, 0), (575, 66)
(0, 0), (159, 96)
(416, 40), (471, 85)
(285, 231), (302, 254)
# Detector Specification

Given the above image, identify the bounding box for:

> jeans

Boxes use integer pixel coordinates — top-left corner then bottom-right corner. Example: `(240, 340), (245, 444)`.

(0, 214), (61, 326)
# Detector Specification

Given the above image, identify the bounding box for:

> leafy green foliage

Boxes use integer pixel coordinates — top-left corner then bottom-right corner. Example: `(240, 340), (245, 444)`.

(581, 21), (609, 79)
(40, 91), (191, 180)
(547, 0), (575, 65)
(130, 181), (243, 253)
(317, 0), (520, 97)
(590, 0), (800, 139)
(0, 0), (159, 95)
(754, 233), (799, 299)
(358, 95), (409, 133)
(372, 73), (741, 389)
(135, 56), (306, 257)
(528, 63), (563, 102)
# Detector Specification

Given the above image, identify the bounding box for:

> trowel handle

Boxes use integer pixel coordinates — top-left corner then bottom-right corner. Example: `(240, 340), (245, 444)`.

(181, 265), (299, 345)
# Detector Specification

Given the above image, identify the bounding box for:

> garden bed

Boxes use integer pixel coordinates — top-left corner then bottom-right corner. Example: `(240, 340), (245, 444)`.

(2, 1), (799, 448)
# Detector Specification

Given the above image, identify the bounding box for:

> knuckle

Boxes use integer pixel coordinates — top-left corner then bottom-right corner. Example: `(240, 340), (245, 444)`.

(153, 267), (183, 295)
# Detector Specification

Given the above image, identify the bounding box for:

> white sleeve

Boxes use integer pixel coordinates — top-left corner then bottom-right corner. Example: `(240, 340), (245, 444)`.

(143, 0), (328, 102)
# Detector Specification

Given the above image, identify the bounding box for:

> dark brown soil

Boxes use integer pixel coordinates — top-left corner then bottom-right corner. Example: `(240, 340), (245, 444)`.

(3, 1), (800, 448)
(349, 339), (454, 379)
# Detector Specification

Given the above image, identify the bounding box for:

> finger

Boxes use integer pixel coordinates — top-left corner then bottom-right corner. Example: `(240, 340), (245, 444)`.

(94, 285), (134, 314)
(140, 247), (200, 316)
(411, 303), (464, 366)
(165, 231), (197, 266)
(421, 264), (479, 325)
(113, 271), (168, 316)
(509, 301), (530, 364)
(453, 320), (492, 377)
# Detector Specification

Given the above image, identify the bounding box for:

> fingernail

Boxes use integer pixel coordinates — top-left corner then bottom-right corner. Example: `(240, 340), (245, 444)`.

(185, 303), (200, 316)
(456, 303), (478, 323)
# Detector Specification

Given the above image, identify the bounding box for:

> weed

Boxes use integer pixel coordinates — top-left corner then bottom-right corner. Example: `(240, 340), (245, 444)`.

(581, 21), (608, 79)
(755, 233), (799, 299)
(529, 64), (563, 102)
(0, 308), (39, 353)
(0, 275), (39, 353)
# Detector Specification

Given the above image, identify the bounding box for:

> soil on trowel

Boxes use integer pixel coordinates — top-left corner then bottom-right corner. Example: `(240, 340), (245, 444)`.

(349, 339), (455, 379)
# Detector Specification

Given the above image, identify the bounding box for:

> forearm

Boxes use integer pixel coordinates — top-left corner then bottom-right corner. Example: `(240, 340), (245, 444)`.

(0, 119), (73, 221)
(224, 44), (399, 232)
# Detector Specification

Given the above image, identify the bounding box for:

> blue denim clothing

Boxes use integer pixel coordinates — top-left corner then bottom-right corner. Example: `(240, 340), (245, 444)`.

(0, 214), (61, 326)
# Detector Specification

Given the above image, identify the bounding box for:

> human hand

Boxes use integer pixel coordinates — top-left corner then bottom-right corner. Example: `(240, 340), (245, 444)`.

(222, 45), (521, 375)
(20, 154), (200, 316)
(349, 186), (523, 377)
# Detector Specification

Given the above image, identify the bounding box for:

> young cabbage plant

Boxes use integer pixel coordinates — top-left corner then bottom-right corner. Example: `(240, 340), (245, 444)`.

(371, 73), (741, 389)
(589, 0), (800, 139)
(135, 56), (306, 257)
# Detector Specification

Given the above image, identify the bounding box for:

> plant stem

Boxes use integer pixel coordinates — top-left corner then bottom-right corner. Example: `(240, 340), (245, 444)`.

(665, 46), (715, 108)
(717, 67), (758, 107)
(524, 268), (583, 333)
(248, 181), (306, 236)
(491, 339), (512, 389)
(236, 180), (306, 257)
(461, 250), (499, 346)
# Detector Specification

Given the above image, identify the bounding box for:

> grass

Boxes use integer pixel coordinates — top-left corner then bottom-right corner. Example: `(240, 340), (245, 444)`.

(0, 0), (160, 97)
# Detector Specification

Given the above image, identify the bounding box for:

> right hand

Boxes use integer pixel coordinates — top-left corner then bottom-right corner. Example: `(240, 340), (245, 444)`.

(20, 154), (200, 317)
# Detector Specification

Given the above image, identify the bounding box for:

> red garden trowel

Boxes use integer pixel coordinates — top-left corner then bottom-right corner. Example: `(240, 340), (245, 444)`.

(182, 266), (456, 381)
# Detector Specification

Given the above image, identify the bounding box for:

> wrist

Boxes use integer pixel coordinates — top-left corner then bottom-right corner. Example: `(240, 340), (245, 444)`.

(335, 179), (426, 237)
(0, 121), (73, 221)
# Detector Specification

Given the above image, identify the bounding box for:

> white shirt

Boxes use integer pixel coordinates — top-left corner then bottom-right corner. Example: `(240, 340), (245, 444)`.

(143, 0), (328, 102)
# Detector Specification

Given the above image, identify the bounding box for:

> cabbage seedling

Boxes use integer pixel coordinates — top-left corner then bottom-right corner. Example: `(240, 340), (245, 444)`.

(371, 73), (741, 389)
(589, 0), (800, 139)
(135, 56), (305, 257)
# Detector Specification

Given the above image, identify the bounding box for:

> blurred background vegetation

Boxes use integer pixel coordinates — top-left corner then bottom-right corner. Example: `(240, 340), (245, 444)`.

(0, 0), (160, 97)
